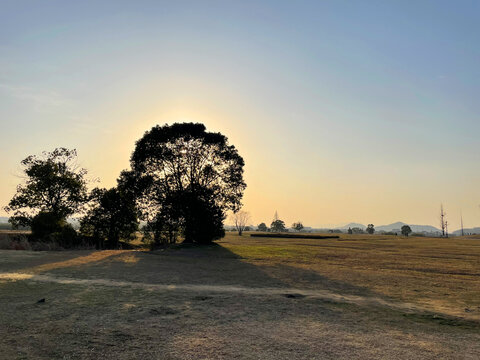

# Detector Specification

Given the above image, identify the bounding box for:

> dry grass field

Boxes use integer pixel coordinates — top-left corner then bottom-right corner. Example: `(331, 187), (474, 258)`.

(0, 232), (479, 359)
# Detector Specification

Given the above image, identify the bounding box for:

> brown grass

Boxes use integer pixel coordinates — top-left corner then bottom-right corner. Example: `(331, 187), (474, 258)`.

(0, 232), (479, 359)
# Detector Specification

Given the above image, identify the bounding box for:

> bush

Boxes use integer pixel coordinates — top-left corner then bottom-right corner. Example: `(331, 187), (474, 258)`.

(45, 224), (80, 248)
(31, 212), (66, 239)
(0, 231), (94, 251)
(30, 212), (83, 248)
(0, 233), (31, 250)
(411, 232), (425, 237)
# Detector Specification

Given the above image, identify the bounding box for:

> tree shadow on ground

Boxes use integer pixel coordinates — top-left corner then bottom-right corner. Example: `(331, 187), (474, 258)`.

(1, 243), (479, 359)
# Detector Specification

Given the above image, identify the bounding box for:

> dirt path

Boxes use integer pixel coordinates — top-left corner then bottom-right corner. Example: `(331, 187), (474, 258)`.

(0, 271), (435, 315)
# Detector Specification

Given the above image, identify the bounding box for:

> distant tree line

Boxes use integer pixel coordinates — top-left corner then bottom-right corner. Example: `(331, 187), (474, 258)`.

(251, 213), (304, 233)
(4, 123), (246, 248)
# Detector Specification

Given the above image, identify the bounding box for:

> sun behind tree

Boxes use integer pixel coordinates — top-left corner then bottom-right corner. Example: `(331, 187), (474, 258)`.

(129, 123), (246, 245)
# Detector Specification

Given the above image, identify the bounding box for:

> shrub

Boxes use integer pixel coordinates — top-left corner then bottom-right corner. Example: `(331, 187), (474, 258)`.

(31, 212), (65, 239)
(0, 233), (31, 250)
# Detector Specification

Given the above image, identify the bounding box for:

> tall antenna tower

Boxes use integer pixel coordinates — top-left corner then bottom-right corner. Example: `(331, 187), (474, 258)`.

(445, 221), (449, 238)
(440, 204), (446, 237)
(273, 211), (279, 222)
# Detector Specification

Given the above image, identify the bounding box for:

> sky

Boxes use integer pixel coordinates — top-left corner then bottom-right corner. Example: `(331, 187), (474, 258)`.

(1, 0), (479, 230)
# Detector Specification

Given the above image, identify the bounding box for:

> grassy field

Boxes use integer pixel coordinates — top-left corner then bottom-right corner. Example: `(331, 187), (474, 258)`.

(0, 232), (479, 359)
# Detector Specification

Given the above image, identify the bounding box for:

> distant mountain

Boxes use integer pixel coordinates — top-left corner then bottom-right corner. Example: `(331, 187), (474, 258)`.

(376, 222), (441, 233)
(335, 223), (366, 230)
(0, 217), (9, 223)
(333, 221), (442, 233)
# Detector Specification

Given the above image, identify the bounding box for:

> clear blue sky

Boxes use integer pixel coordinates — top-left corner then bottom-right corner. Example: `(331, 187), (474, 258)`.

(1, 1), (479, 229)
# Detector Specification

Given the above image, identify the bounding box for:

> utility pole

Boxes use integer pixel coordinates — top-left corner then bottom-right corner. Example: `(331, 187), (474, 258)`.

(440, 204), (446, 237)
(461, 212), (465, 237)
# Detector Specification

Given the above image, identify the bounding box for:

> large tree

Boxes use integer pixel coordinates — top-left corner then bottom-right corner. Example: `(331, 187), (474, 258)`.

(5, 148), (89, 229)
(130, 123), (246, 244)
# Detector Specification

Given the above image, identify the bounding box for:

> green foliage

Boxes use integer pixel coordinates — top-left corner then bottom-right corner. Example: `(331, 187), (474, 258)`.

(31, 211), (66, 238)
(5, 148), (89, 229)
(181, 189), (226, 244)
(351, 227), (365, 234)
(401, 225), (412, 237)
(130, 123), (245, 244)
(80, 186), (139, 249)
(366, 224), (375, 234)
(50, 224), (79, 248)
(271, 219), (286, 232)
(257, 223), (268, 232)
(292, 221), (304, 232)
(30, 211), (80, 247)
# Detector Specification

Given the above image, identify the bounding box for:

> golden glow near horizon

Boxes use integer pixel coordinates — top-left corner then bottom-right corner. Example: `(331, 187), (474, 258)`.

(1, 2), (479, 232)
(1, 90), (478, 232)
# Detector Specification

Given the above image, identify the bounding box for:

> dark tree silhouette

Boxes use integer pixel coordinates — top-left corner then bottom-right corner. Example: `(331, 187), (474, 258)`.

(292, 221), (304, 232)
(80, 185), (139, 249)
(130, 123), (246, 244)
(401, 225), (412, 237)
(351, 227), (365, 234)
(257, 222), (268, 232)
(271, 219), (286, 232)
(5, 148), (89, 237)
(366, 224), (375, 234)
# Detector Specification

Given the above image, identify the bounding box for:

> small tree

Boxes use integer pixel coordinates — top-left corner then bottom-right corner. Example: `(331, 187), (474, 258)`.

(401, 225), (412, 237)
(231, 210), (251, 236)
(257, 223), (268, 232)
(5, 148), (89, 240)
(292, 221), (304, 232)
(271, 219), (286, 232)
(366, 224), (375, 234)
(348, 227), (353, 234)
(80, 187), (139, 249)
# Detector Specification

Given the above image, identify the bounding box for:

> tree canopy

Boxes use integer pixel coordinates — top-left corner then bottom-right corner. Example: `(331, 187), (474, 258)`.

(80, 185), (139, 249)
(366, 224), (375, 234)
(257, 222), (268, 232)
(130, 123), (246, 244)
(401, 225), (412, 237)
(5, 148), (89, 228)
(292, 221), (304, 232)
(271, 219), (286, 232)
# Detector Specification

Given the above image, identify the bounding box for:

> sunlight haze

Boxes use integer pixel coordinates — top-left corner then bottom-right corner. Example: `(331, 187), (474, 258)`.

(1, 0), (479, 231)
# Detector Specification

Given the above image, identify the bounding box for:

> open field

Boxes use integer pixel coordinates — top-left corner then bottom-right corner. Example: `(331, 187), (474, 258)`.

(1, 233), (479, 359)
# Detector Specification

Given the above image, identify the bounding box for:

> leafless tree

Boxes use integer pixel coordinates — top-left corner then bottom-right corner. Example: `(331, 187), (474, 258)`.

(232, 210), (251, 236)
